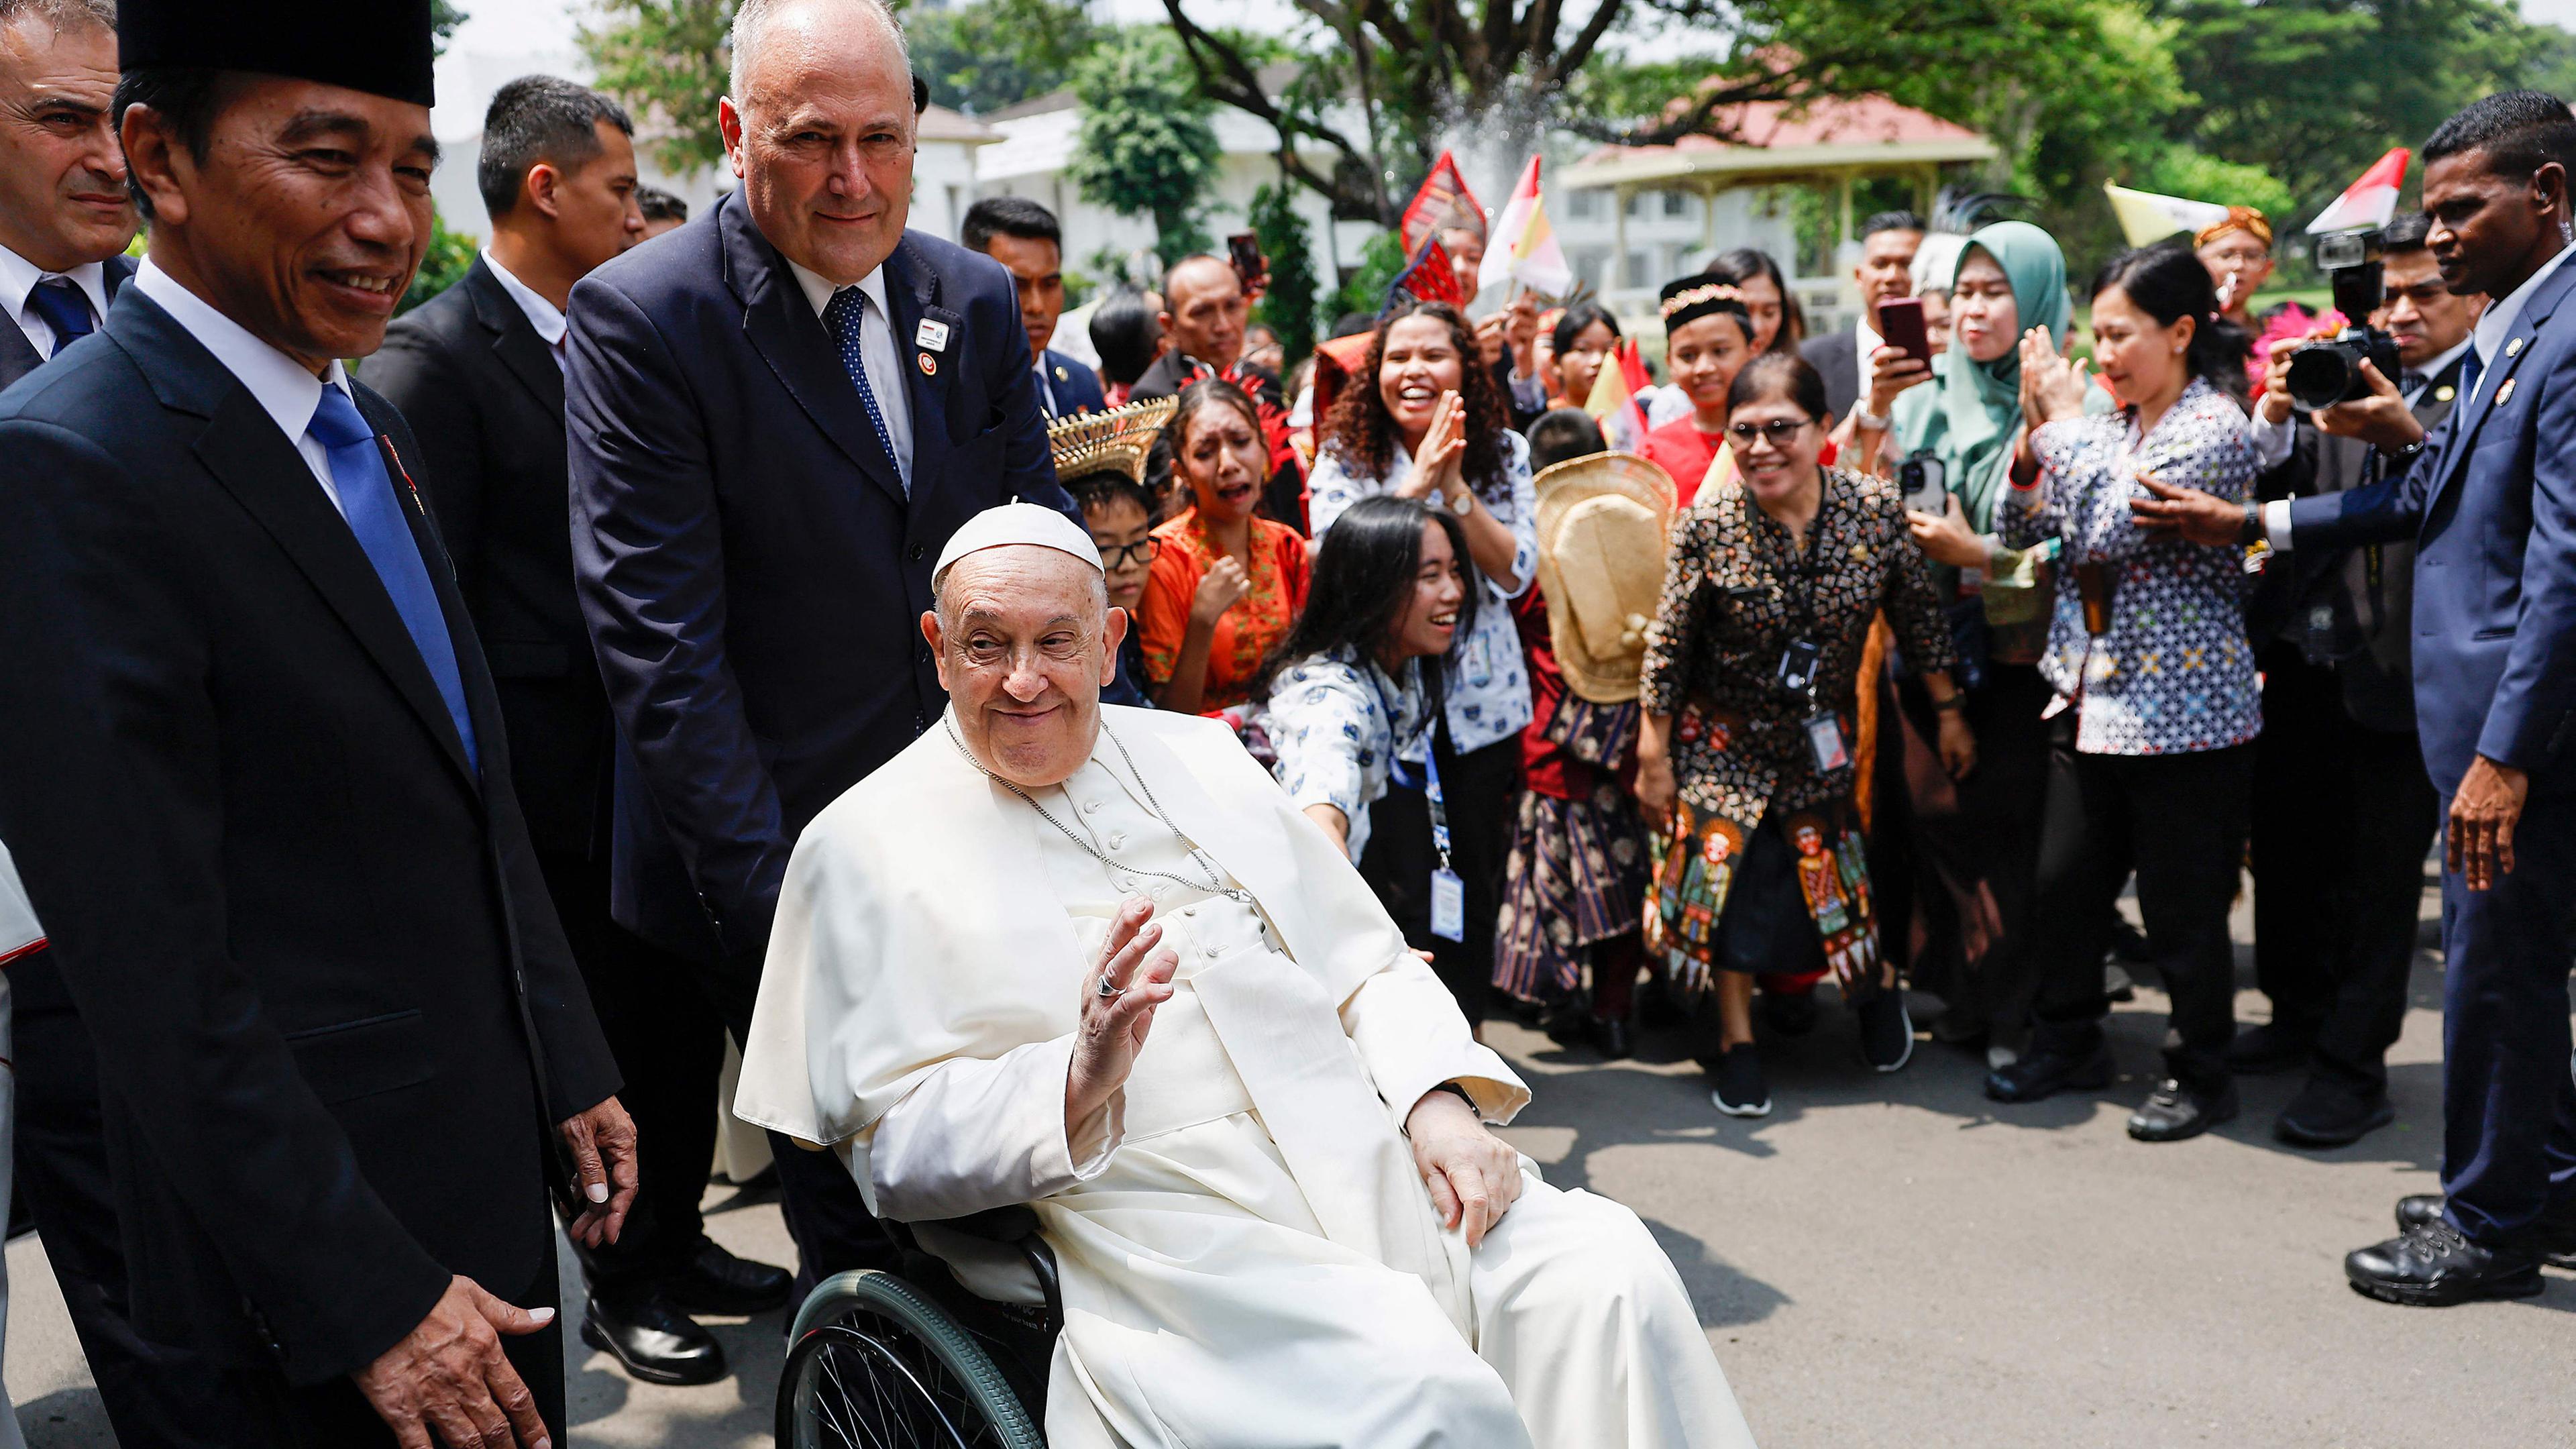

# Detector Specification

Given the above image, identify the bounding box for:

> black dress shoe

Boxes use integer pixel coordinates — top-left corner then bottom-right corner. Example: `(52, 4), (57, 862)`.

(666, 1240), (794, 1316)
(2346, 1222), (2543, 1306)
(1984, 1037), (2114, 1104)
(2396, 1194), (2576, 1269)
(2127, 1077), (2238, 1142)
(2273, 1080), (2394, 1148)
(582, 1289), (728, 1385)
(1762, 988), (1819, 1038)
(1592, 1015), (1634, 1061)
(2224, 1022), (2314, 1077)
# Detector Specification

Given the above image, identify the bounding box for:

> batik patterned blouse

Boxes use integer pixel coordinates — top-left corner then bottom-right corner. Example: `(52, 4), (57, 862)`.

(1307, 430), (1538, 757)
(1640, 467), (1954, 830)
(1263, 645), (1432, 861)
(2000, 376), (2261, 756)
(1138, 507), (1312, 714)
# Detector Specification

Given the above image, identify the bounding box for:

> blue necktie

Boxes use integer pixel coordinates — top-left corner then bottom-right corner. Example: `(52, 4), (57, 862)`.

(309, 384), (480, 771)
(2460, 345), (2485, 408)
(820, 286), (906, 492)
(24, 278), (93, 355)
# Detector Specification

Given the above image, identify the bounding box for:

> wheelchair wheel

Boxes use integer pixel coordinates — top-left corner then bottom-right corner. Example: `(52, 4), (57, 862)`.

(779, 1269), (1046, 1449)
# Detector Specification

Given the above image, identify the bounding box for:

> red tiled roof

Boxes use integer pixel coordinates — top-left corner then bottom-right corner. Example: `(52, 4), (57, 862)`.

(1579, 93), (1982, 166)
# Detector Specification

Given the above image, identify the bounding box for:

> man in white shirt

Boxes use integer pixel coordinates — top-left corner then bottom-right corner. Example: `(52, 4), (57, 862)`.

(1802, 210), (1925, 423)
(370, 73), (792, 1390)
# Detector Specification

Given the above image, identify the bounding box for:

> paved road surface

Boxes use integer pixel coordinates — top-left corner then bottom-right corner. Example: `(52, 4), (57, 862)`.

(9, 875), (2575, 1446)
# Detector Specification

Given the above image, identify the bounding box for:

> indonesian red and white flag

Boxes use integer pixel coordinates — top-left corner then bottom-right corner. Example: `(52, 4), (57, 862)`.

(2306, 148), (2410, 235)
(1479, 156), (1576, 298)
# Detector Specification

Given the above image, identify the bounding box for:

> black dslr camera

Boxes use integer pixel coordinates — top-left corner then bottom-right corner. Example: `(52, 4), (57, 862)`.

(2283, 229), (2401, 410)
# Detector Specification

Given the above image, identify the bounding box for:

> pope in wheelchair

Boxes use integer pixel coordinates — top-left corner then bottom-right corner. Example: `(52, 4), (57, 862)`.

(739, 505), (1757, 1448)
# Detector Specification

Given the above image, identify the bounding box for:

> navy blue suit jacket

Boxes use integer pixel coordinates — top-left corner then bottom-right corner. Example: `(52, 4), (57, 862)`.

(567, 191), (1070, 960)
(2289, 257), (2576, 796)
(1040, 345), (1106, 417)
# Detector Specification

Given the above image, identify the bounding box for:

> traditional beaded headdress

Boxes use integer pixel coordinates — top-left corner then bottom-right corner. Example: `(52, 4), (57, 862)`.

(1046, 396), (1178, 485)
(2192, 205), (2273, 251)
(1657, 275), (1751, 331)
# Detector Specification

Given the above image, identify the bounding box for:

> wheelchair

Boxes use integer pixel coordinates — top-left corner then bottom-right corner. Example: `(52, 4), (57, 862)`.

(777, 1205), (1061, 1448)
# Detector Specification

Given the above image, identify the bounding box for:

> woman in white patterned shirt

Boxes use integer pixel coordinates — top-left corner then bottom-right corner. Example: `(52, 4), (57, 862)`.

(1265, 496), (1491, 1023)
(1308, 302), (1540, 1027)
(1986, 244), (2261, 1142)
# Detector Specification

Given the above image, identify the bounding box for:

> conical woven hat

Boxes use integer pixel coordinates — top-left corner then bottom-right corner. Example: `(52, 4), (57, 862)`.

(1532, 451), (1676, 704)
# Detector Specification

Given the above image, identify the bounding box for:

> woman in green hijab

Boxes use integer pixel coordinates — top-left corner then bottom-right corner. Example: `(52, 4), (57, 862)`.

(1858, 220), (2071, 1064)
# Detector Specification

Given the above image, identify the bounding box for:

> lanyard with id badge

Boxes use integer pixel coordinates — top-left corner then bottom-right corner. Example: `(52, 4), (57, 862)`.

(1425, 743), (1467, 941)
(1776, 523), (1850, 775)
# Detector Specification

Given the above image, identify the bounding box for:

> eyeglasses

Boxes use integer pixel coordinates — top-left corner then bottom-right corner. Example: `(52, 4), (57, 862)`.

(1098, 537), (1162, 570)
(1725, 417), (1815, 447)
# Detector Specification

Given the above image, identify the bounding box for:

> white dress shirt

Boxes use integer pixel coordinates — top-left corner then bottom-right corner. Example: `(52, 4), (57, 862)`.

(2266, 243), (2574, 549)
(786, 257), (915, 490)
(480, 246), (566, 368)
(0, 246), (109, 362)
(1851, 316), (1884, 405)
(134, 260), (352, 515)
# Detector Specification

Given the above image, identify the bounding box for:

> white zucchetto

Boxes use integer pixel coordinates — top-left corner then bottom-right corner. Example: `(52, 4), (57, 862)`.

(932, 502), (1104, 590)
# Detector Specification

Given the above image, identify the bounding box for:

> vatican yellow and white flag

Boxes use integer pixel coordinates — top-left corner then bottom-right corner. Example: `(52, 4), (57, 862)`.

(1480, 156), (1576, 298)
(2103, 182), (2232, 247)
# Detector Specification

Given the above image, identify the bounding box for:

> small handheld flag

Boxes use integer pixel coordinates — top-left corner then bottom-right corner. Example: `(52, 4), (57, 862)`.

(1387, 237), (1466, 311)
(1400, 152), (1485, 260)
(2103, 182), (2232, 248)
(1479, 156), (1576, 298)
(2306, 148), (2410, 235)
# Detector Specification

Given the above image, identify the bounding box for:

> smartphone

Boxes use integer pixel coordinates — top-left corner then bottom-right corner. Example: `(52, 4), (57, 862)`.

(1898, 452), (1947, 515)
(1878, 297), (1929, 364)
(1227, 232), (1268, 294)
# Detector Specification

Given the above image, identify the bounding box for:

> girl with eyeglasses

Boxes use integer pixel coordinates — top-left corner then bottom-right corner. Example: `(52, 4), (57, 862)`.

(1636, 354), (1976, 1117)
(1138, 378), (1313, 717)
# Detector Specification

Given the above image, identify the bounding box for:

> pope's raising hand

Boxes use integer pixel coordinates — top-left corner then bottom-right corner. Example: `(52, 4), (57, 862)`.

(1066, 896), (1180, 1139)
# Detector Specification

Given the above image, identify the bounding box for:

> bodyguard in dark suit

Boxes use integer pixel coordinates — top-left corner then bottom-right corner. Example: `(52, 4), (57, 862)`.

(0, 4), (634, 1441)
(2142, 92), (2576, 1306)
(567, 0), (1069, 1292)
(370, 74), (786, 1389)
(0, 3), (239, 1441)
(962, 193), (1105, 417)
(2235, 213), (2469, 1149)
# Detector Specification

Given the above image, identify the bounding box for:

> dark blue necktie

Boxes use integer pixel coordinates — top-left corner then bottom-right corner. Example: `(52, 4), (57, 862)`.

(820, 286), (906, 492)
(2460, 345), (2485, 408)
(309, 384), (479, 770)
(24, 277), (93, 355)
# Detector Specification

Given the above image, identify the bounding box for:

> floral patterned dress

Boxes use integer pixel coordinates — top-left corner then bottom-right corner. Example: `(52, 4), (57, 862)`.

(1999, 376), (2261, 756)
(1263, 645), (1431, 861)
(1138, 507), (1312, 715)
(1638, 467), (1955, 988)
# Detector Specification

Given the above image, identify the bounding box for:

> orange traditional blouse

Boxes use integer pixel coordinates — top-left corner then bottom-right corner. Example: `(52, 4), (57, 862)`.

(1138, 508), (1312, 713)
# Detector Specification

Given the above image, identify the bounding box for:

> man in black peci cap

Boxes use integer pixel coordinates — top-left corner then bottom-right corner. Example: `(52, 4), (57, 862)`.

(0, 1), (635, 1444)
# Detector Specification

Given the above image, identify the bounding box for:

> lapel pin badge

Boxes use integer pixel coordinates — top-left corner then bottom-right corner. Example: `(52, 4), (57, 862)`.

(2506, 336), (2526, 358)
(2435, 384), (2456, 402)
(2496, 376), (2516, 406)
(918, 352), (938, 376)
(914, 318), (951, 353)
(1053, 364), (1069, 381)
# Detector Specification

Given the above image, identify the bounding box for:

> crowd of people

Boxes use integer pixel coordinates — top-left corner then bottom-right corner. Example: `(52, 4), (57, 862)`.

(0, 0), (2570, 1442)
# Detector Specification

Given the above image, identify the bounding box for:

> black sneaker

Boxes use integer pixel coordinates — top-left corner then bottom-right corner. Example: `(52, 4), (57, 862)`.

(2346, 1221), (2543, 1306)
(1984, 1036), (2114, 1104)
(2272, 1079), (2394, 1148)
(2398, 1194), (2576, 1269)
(1856, 989), (1915, 1073)
(2126, 1077), (2239, 1142)
(1711, 1043), (1771, 1117)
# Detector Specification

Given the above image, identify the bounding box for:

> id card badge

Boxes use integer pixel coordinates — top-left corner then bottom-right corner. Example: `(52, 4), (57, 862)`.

(1430, 867), (1467, 942)
(1777, 637), (1823, 697)
(1805, 710), (1850, 773)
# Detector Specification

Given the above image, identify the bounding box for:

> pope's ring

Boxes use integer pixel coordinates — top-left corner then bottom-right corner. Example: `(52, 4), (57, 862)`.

(1096, 975), (1124, 999)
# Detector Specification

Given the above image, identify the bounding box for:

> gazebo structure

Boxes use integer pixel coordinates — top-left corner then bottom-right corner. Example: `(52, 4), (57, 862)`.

(1560, 92), (1997, 333)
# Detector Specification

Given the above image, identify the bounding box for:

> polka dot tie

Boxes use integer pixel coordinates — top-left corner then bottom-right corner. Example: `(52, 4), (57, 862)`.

(822, 286), (906, 493)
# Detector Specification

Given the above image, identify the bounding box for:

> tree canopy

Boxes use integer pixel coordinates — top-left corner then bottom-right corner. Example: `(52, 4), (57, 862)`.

(1067, 29), (1222, 268)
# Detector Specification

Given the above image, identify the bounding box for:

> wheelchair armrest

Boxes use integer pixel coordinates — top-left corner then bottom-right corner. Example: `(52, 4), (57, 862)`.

(938, 1203), (1042, 1244)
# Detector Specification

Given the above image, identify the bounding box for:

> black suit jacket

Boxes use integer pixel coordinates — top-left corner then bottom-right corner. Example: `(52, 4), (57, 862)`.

(0, 288), (619, 1386)
(0, 252), (133, 1019)
(2252, 352), (2465, 732)
(1801, 329), (1862, 424)
(567, 191), (1070, 961)
(0, 252), (133, 390)
(367, 258), (606, 858)
(1039, 345), (1106, 417)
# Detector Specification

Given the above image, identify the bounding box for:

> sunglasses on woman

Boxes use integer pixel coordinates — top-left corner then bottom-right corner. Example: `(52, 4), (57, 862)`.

(1725, 417), (1814, 446)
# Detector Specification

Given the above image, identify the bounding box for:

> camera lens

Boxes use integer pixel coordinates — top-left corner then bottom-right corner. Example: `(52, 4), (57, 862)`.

(2284, 343), (2359, 411)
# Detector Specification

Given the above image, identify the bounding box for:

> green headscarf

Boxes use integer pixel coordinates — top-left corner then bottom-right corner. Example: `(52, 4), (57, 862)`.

(1889, 220), (2070, 531)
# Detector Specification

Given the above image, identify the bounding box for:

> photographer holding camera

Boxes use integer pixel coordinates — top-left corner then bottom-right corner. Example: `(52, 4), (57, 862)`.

(2229, 212), (2475, 1150)
(2136, 91), (2576, 1305)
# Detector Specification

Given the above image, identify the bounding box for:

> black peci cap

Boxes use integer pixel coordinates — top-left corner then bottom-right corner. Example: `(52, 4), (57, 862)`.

(119, 0), (437, 108)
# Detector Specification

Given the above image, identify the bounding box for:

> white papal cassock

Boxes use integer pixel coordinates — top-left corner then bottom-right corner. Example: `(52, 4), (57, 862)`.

(737, 704), (1756, 1448)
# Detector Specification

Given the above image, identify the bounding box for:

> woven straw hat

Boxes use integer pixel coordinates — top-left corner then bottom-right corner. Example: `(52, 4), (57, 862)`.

(1533, 451), (1676, 704)
(1047, 396), (1177, 486)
